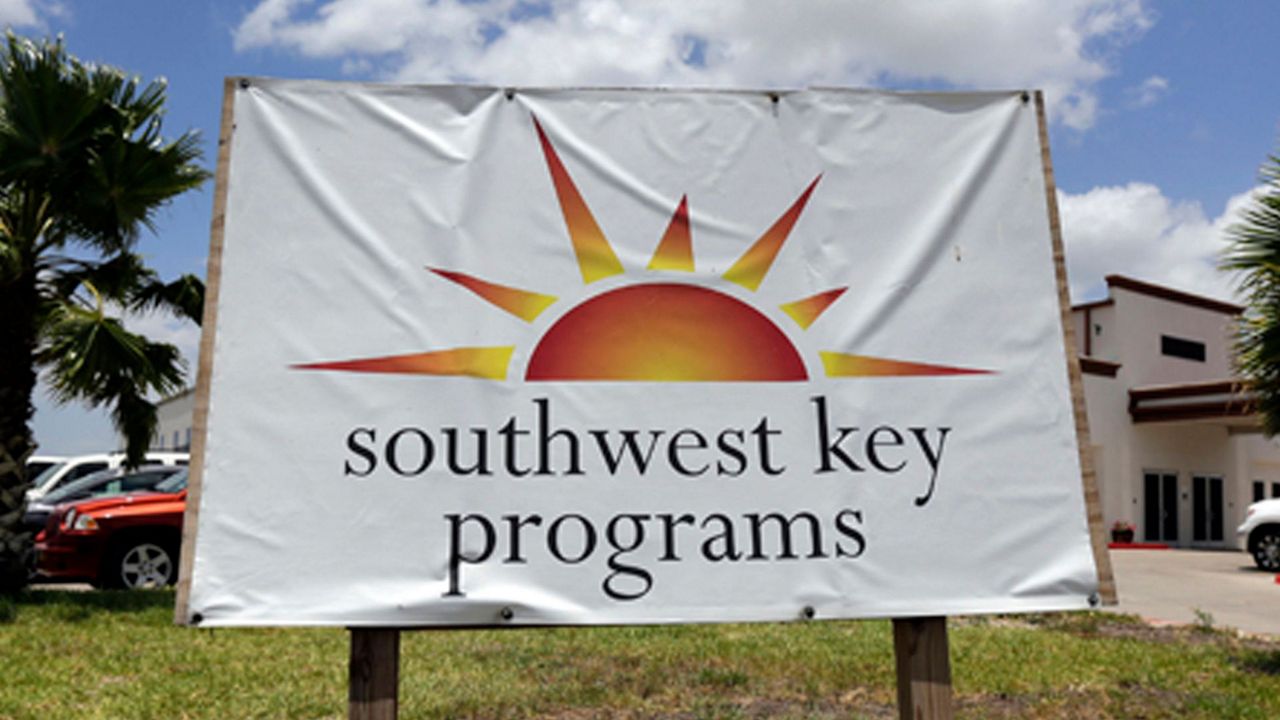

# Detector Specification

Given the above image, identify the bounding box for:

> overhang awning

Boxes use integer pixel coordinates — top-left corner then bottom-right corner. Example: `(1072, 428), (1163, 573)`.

(1080, 357), (1120, 377)
(1128, 379), (1259, 430)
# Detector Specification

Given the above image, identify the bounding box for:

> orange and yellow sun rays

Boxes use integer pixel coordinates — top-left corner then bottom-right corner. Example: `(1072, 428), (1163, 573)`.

(428, 268), (557, 322)
(723, 175), (821, 292)
(293, 115), (994, 383)
(647, 195), (693, 272)
(533, 116), (624, 284)
(780, 288), (847, 330)
(294, 347), (514, 380)
(821, 352), (991, 378)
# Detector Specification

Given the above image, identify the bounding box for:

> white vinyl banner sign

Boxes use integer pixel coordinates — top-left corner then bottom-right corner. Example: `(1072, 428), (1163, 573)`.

(186, 80), (1102, 626)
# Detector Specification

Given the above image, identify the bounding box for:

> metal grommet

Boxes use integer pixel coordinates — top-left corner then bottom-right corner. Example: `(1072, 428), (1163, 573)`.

(500, 606), (514, 621)
(191, 612), (204, 625)
(238, 78), (251, 90)
(1088, 593), (1100, 608)
(802, 605), (816, 620)
(1020, 91), (1030, 105)
(504, 89), (515, 101)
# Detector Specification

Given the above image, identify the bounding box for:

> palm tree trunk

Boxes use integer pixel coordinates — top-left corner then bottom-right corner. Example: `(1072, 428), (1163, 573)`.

(0, 271), (38, 594)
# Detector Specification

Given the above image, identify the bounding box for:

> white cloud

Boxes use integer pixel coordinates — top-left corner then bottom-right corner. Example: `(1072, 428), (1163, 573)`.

(1059, 183), (1259, 303)
(0, 0), (50, 27)
(233, 0), (1152, 130)
(1126, 74), (1168, 107)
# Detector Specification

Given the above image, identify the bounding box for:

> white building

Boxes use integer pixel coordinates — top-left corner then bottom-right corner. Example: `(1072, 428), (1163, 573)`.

(152, 387), (194, 452)
(1074, 274), (1280, 548)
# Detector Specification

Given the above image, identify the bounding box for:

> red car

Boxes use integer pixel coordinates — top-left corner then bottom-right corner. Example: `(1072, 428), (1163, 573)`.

(35, 471), (187, 589)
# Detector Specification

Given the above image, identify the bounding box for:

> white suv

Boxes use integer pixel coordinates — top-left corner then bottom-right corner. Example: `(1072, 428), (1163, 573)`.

(25, 452), (189, 503)
(1237, 499), (1280, 571)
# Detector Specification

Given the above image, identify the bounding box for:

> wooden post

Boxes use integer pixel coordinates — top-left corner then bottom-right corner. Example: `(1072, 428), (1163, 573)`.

(1034, 90), (1116, 604)
(893, 617), (953, 720)
(349, 628), (400, 720)
(174, 77), (238, 624)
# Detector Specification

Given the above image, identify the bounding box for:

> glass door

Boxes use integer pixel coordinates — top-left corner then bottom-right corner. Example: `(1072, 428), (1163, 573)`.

(1192, 475), (1224, 543)
(1143, 471), (1178, 542)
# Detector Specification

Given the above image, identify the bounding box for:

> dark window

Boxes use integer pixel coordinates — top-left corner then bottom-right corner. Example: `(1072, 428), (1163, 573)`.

(1273, 482), (1280, 499)
(66, 462), (107, 482)
(1161, 335), (1206, 362)
(1256, 481), (1267, 502)
(1143, 472), (1179, 542)
(120, 470), (173, 492)
(1193, 476), (1224, 542)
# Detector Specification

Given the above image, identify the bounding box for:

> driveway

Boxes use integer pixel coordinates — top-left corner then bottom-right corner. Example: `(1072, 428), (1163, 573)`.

(1105, 548), (1280, 636)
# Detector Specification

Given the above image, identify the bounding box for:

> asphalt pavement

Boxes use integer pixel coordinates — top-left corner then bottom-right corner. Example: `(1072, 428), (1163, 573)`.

(1105, 547), (1280, 637)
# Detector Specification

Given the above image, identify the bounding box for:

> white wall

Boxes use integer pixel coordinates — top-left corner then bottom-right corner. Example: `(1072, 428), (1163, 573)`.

(1109, 287), (1234, 387)
(153, 390), (194, 451)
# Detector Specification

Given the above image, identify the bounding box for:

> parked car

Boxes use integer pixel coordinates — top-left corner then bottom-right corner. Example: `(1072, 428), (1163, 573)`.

(1237, 498), (1280, 571)
(25, 455), (65, 480)
(35, 470), (188, 589)
(25, 451), (188, 503)
(21, 465), (184, 533)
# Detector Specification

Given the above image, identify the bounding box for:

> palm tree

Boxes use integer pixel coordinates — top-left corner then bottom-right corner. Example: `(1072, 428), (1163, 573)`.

(0, 34), (208, 592)
(1223, 149), (1280, 435)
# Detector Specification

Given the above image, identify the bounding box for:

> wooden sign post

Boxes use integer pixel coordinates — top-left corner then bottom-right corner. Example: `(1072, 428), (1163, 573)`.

(346, 622), (955, 720)
(893, 618), (953, 720)
(349, 629), (400, 720)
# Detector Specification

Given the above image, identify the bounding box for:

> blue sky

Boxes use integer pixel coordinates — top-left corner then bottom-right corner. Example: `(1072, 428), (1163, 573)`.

(8, 0), (1278, 453)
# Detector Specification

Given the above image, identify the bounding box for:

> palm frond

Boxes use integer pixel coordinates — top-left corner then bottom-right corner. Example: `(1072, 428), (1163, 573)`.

(110, 389), (157, 468)
(0, 33), (210, 255)
(36, 295), (185, 410)
(41, 251), (158, 305)
(129, 273), (204, 325)
(1222, 149), (1280, 435)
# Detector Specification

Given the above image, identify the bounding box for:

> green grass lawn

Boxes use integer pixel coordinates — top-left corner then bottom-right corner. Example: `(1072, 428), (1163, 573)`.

(2, 590), (1279, 719)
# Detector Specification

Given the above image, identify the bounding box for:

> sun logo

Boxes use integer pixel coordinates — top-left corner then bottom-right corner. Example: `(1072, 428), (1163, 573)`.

(295, 116), (989, 382)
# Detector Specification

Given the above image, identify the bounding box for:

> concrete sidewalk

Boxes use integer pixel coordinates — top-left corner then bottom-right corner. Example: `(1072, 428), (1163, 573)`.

(1105, 548), (1280, 636)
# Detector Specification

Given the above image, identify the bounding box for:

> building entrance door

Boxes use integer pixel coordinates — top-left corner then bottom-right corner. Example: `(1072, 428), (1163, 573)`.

(1143, 471), (1178, 543)
(1192, 475), (1224, 543)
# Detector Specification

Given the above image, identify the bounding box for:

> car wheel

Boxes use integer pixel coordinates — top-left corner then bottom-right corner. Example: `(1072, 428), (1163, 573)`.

(1251, 528), (1280, 572)
(104, 540), (177, 589)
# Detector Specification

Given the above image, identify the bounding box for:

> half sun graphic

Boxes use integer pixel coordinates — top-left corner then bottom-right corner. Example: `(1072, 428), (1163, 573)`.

(294, 116), (990, 382)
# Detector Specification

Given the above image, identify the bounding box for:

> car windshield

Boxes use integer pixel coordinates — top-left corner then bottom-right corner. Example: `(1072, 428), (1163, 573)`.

(25, 460), (57, 477)
(153, 469), (188, 494)
(42, 466), (182, 505)
(30, 461), (68, 490)
(41, 468), (119, 504)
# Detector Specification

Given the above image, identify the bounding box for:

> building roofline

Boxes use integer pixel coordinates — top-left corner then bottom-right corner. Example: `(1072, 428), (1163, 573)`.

(158, 387), (195, 406)
(1104, 274), (1243, 315)
(1071, 298), (1114, 312)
